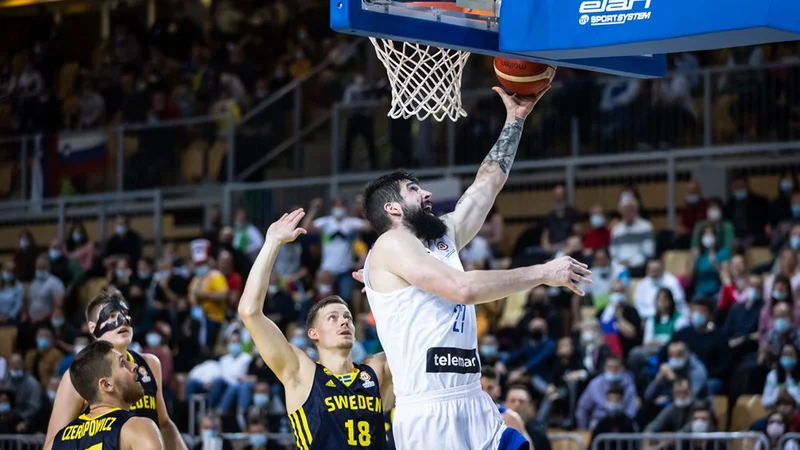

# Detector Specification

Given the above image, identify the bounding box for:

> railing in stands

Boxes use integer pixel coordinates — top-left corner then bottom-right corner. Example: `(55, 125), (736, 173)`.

(591, 432), (770, 450)
(779, 433), (800, 450)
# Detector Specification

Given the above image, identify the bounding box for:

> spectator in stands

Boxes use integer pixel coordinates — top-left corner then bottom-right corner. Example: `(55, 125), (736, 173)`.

(598, 281), (642, 359)
(497, 318), (555, 386)
(71, 75), (106, 130)
(583, 205), (611, 253)
(771, 171), (799, 227)
(172, 297), (202, 373)
(195, 414), (233, 450)
(518, 286), (563, 341)
(0, 353), (42, 431)
(538, 337), (584, 427)
(460, 232), (493, 271)
(143, 326), (173, 392)
(479, 335), (500, 368)
(691, 197), (735, 256)
(753, 389), (800, 433)
(16, 60), (43, 99)
(639, 57), (697, 150)
(25, 326), (62, 387)
(244, 418), (282, 450)
(764, 250), (800, 313)
(153, 256), (188, 317)
(56, 333), (89, 377)
(755, 411), (800, 450)
(503, 385), (552, 450)
(14, 230), (38, 282)
(0, 390), (24, 434)
(263, 272), (297, 333)
(576, 354), (637, 430)
(28, 254), (65, 325)
(246, 381), (278, 428)
(218, 226), (253, 280)
(762, 302), (800, 366)
(577, 319), (612, 378)
(541, 185), (582, 256)
(629, 288), (688, 376)
(103, 214), (143, 269)
(107, 256), (133, 300)
(50, 307), (77, 353)
(636, 260), (685, 325)
(689, 223), (731, 298)
(642, 343), (707, 423)
(671, 298), (731, 395)
(724, 175), (771, 247)
(65, 221), (94, 272)
(218, 250), (242, 311)
(0, 261), (23, 326)
(760, 275), (800, 346)
(233, 208), (265, 262)
(763, 343), (800, 410)
(188, 239), (230, 353)
(590, 386), (639, 450)
(574, 247), (628, 318)
(47, 238), (73, 287)
(718, 254), (749, 318)
(480, 206), (505, 258)
(725, 274), (764, 395)
(208, 331), (252, 412)
(771, 192), (800, 253)
(678, 404), (722, 450)
(678, 181), (708, 249)
(643, 377), (696, 432)
(610, 195), (654, 277)
(272, 215), (309, 287)
(302, 197), (370, 304)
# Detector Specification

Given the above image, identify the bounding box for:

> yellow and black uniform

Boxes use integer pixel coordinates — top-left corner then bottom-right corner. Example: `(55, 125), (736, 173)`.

(52, 408), (132, 450)
(384, 408), (395, 450)
(289, 363), (386, 450)
(125, 350), (159, 423)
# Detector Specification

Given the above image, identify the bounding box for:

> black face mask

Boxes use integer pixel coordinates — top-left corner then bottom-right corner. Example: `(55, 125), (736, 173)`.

(402, 203), (447, 242)
(530, 329), (544, 341)
(93, 298), (132, 338)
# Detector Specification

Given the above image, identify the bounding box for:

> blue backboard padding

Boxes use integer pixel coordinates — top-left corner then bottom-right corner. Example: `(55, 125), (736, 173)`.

(330, 0), (666, 77)
(501, 0), (800, 58)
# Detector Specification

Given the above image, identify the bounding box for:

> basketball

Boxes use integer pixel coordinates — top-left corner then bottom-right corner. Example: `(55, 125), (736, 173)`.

(493, 58), (556, 96)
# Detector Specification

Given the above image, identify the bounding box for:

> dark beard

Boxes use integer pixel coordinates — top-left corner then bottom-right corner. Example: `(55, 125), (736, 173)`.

(122, 382), (145, 405)
(402, 204), (448, 242)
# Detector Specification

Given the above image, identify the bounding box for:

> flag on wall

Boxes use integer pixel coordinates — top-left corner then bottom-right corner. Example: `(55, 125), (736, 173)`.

(54, 132), (108, 178)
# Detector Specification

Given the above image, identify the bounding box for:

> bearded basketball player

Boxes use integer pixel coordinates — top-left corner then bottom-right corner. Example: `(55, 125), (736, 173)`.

(359, 87), (592, 449)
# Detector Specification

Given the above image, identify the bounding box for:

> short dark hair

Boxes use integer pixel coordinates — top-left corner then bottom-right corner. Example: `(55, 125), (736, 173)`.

(606, 386), (624, 398)
(363, 170), (419, 235)
(69, 340), (115, 404)
(507, 383), (532, 399)
(691, 297), (715, 313)
(481, 367), (498, 380)
(306, 296), (349, 327)
(86, 288), (126, 323)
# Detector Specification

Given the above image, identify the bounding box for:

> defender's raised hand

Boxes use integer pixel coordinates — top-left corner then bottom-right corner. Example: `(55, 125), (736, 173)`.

(265, 209), (307, 244)
(541, 255), (592, 296)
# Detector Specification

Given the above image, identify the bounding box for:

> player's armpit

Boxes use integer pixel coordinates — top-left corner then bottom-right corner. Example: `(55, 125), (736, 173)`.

(44, 370), (88, 448)
(122, 417), (166, 450)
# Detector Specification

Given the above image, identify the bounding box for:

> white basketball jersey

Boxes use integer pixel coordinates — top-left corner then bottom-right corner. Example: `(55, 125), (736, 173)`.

(364, 234), (480, 398)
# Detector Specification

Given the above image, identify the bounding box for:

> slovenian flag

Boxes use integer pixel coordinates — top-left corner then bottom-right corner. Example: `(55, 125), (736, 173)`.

(54, 131), (108, 177)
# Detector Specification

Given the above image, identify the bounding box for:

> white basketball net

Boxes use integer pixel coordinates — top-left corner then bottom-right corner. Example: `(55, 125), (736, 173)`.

(370, 37), (470, 122)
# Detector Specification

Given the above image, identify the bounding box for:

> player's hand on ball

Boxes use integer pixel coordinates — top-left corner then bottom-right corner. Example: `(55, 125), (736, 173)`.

(541, 255), (592, 296)
(266, 208), (307, 244)
(493, 85), (551, 121)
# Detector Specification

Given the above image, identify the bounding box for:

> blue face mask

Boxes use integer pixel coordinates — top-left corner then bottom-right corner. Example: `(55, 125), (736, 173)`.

(228, 343), (242, 356)
(249, 434), (268, 447)
(481, 345), (498, 357)
(290, 337), (307, 348)
(253, 393), (270, 407)
(590, 214), (605, 228)
(194, 265), (209, 277)
(201, 429), (216, 439)
(792, 205), (800, 218)
(685, 194), (699, 204)
(37, 337), (51, 351)
(791, 236), (800, 250)
(190, 305), (205, 320)
(781, 179), (794, 193)
(606, 402), (623, 413)
(780, 356), (797, 371)
(0, 402), (9, 414)
(48, 249), (61, 260)
(775, 318), (791, 334)
(146, 333), (161, 347)
(1, 271), (12, 282)
(691, 312), (708, 329)
(773, 290), (788, 302)
(603, 371), (621, 382)
(733, 189), (748, 200)
(668, 357), (687, 370)
(51, 317), (65, 328)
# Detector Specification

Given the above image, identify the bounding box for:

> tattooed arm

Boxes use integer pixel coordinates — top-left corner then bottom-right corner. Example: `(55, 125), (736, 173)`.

(442, 86), (551, 250)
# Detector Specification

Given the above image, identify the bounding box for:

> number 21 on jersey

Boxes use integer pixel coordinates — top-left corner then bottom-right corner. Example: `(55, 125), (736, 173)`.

(452, 305), (466, 333)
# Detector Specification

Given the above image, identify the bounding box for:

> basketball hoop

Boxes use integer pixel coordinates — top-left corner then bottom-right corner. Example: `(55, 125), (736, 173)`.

(370, 38), (470, 122)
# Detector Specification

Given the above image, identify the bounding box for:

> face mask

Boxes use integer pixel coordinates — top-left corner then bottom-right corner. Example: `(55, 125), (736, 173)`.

(154, 271), (170, 282)
(673, 397), (692, 408)
(792, 205), (800, 218)
(481, 345), (498, 357)
(195, 266), (209, 277)
(767, 422), (786, 438)
(1, 271), (13, 282)
(685, 194), (699, 204)
(781, 179), (794, 192)
(773, 290), (788, 302)
(332, 207), (346, 219)
(146, 333), (161, 347)
(9, 369), (23, 379)
(581, 331), (597, 343)
(72, 231), (83, 242)
(691, 419), (709, 433)
(706, 208), (721, 222)
(791, 236), (800, 250)
(253, 393), (270, 407)
(19, 238), (29, 249)
(774, 318), (791, 334)
(668, 357), (687, 370)
(267, 285), (279, 296)
(115, 224), (127, 236)
(49, 249), (61, 260)
(318, 284), (332, 296)
(47, 390), (56, 402)
(74, 345), (85, 354)
(290, 336), (307, 348)
(138, 271), (151, 280)
(609, 292), (626, 304)
(51, 317), (64, 328)
(228, 343), (242, 356)
(190, 305), (205, 320)
(201, 429), (216, 439)
(691, 312), (708, 328)
(0, 403), (9, 414)
(590, 214), (605, 228)
(701, 235), (716, 249)
(733, 189), (747, 200)
(780, 356), (797, 371)
(36, 270), (49, 280)
(746, 287), (759, 302)
(530, 329), (544, 341)
(115, 269), (127, 280)
(619, 192), (635, 203)
(606, 402), (623, 413)
(603, 372), (621, 383)
(249, 434), (268, 447)
(37, 337), (51, 351)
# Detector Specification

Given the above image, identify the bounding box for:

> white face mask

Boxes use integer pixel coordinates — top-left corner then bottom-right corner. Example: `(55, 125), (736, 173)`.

(701, 234), (716, 249)
(332, 207), (346, 219)
(691, 418), (709, 433)
(707, 208), (721, 222)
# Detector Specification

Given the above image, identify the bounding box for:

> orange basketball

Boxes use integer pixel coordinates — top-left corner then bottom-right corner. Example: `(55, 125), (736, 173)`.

(493, 58), (556, 96)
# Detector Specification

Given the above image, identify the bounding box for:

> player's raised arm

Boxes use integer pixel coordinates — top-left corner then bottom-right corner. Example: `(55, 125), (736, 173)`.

(373, 228), (590, 304)
(122, 417), (166, 450)
(238, 209), (315, 386)
(441, 86), (550, 250)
